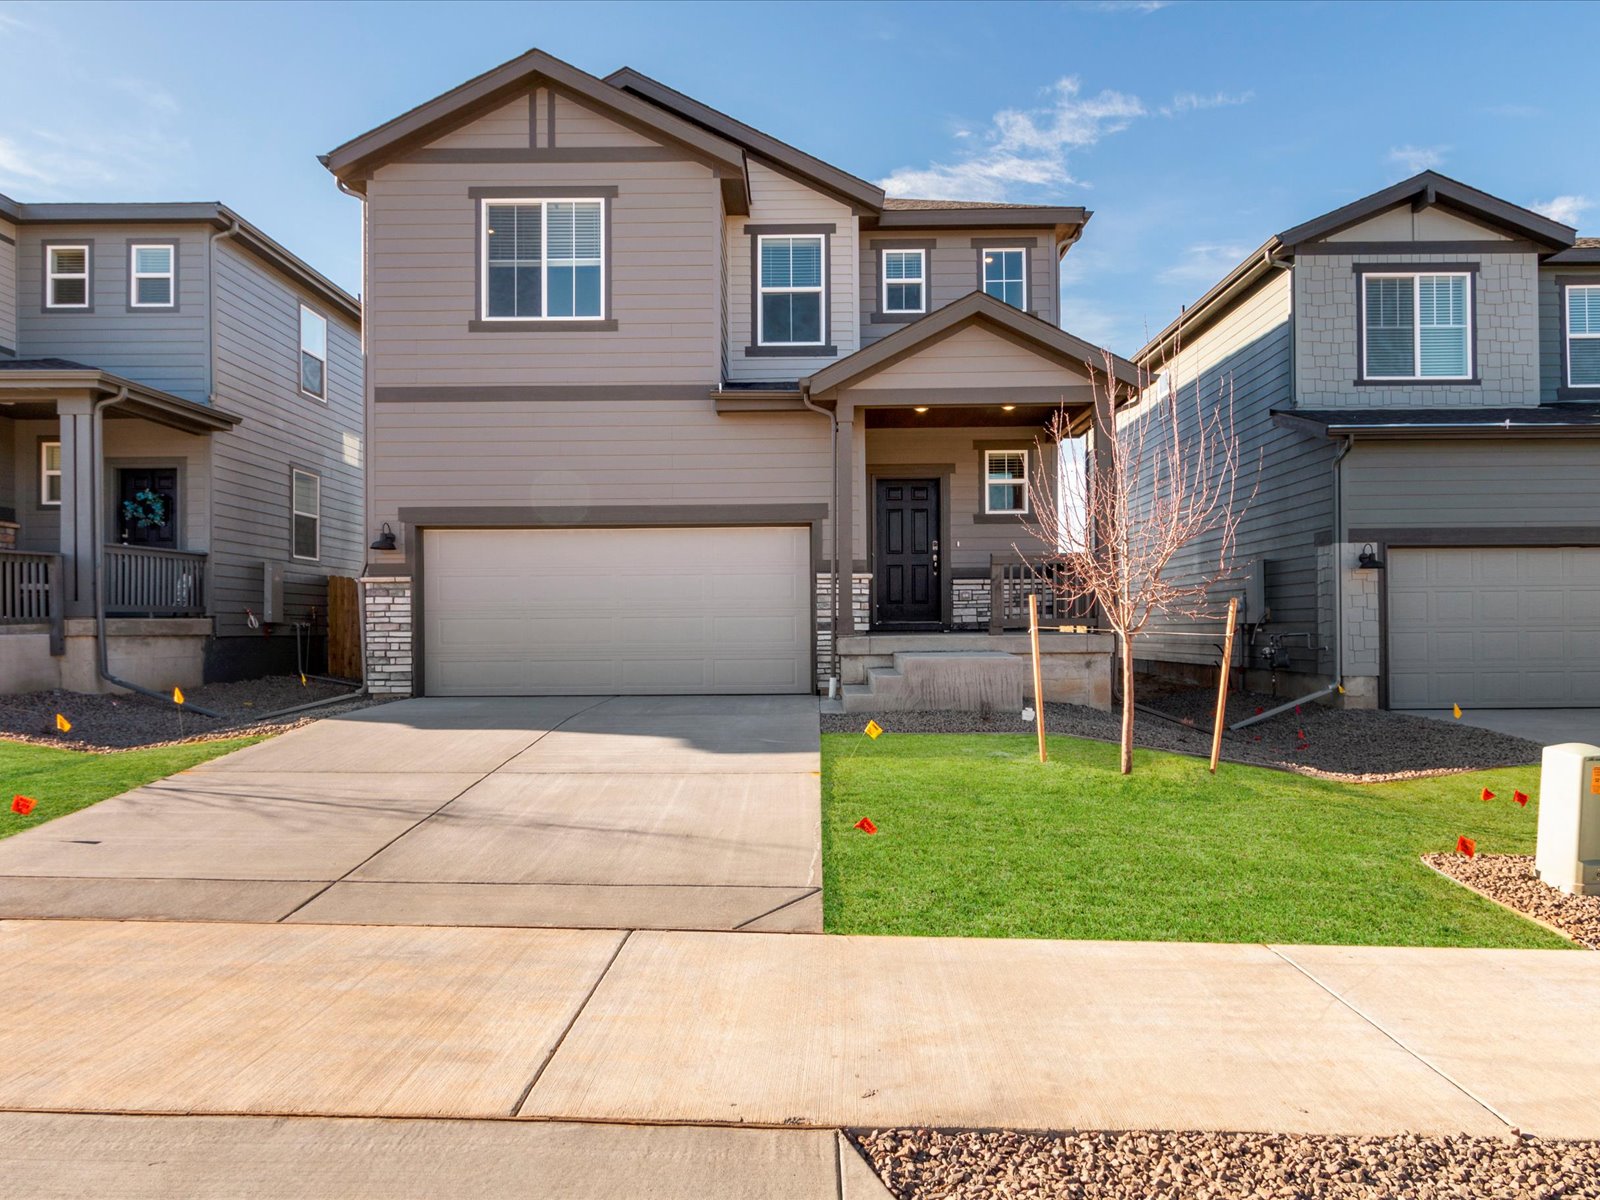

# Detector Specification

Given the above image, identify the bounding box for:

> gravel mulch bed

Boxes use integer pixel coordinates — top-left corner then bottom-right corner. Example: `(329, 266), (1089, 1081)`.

(1424, 853), (1600, 950)
(0, 677), (382, 750)
(854, 1127), (1600, 1199)
(822, 683), (1540, 783)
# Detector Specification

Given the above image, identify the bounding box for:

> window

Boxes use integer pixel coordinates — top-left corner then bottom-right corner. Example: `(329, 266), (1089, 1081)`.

(291, 469), (320, 561)
(881, 248), (925, 314)
(40, 441), (62, 507)
(299, 305), (328, 399)
(1361, 272), (1471, 380)
(129, 244), (175, 307)
(984, 449), (1029, 515)
(46, 244), (90, 308)
(482, 199), (604, 320)
(1566, 284), (1600, 389)
(757, 234), (825, 345)
(981, 248), (1026, 309)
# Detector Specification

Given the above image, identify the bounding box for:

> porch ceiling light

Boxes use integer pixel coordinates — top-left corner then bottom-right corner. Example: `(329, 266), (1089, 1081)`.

(914, 406), (929, 413)
(1001, 404), (1016, 412)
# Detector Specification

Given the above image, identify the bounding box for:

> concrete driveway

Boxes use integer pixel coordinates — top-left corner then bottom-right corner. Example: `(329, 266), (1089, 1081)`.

(0, 695), (822, 932)
(1413, 707), (1599, 745)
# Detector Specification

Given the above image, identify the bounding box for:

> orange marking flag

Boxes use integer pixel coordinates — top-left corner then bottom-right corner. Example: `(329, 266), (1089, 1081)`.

(1452, 704), (1463, 719)
(1481, 788), (1496, 802)
(863, 720), (883, 740)
(11, 795), (35, 816)
(1456, 835), (1476, 858)
(1513, 790), (1530, 808)
(54, 713), (71, 733)
(173, 686), (186, 706)
(854, 817), (878, 834)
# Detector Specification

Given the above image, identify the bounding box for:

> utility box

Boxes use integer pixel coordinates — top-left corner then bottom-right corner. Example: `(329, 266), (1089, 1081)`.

(1535, 742), (1600, 895)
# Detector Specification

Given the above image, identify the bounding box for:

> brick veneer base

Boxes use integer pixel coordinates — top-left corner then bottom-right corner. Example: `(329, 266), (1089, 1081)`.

(360, 577), (413, 696)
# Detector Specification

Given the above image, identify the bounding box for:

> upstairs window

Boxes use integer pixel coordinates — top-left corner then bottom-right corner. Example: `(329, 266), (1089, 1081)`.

(291, 469), (321, 561)
(46, 244), (90, 309)
(1566, 284), (1600, 389)
(985, 449), (1029, 515)
(299, 305), (328, 399)
(982, 248), (1026, 309)
(882, 248), (926, 314)
(1362, 271), (1471, 380)
(40, 441), (62, 506)
(482, 199), (604, 320)
(757, 234), (825, 346)
(129, 244), (175, 307)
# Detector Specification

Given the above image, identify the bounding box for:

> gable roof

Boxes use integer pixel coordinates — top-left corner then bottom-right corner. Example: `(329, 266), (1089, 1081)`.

(804, 290), (1139, 398)
(322, 49), (750, 212)
(1549, 236), (1600, 265)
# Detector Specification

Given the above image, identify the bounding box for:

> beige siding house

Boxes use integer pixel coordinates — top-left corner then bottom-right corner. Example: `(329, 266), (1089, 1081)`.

(1134, 172), (1599, 711)
(325, 48), (1122, 704)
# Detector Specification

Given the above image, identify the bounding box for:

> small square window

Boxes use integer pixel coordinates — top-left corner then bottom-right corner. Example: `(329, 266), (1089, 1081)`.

(882, 248), (925, 314)
(300, 305), (328, 399)
(40, 441), (62, 506)
(130, 244), (175, 307)
(291, 469), (320, 561)
(985, 449), (1028, 515)
(47, 245), (90, 309)
(982, 248), (1026, 310)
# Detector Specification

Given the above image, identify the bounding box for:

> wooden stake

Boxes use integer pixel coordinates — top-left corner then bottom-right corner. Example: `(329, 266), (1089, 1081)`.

(1209, 596), (1239, 774)
(1029, 592), (1047, 764)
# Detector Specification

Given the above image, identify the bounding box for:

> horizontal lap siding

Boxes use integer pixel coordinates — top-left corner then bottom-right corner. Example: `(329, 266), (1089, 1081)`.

(428, 97), (529, 149)
(8, 418), (57, 551)
(0, 215), (16, 353)
(210, 241), (363, 636)
(850, 324), (1090, 390)
(1343, 440), (1600, 531)
(551, 93), (659, 148)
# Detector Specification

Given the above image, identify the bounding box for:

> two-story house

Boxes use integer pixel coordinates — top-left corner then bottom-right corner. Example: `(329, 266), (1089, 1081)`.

(1132, 171), (1599, 711)
(325, 48), (1121, 705)
(0, 195), (364, 694)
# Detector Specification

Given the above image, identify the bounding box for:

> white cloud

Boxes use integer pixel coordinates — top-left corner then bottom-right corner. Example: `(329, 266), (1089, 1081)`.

(1159, 90), (1253, 117)
(1087, 0), (1173, 11)
(1158, 242), (1253, 284)
(1532, 194), (1592, 227)
(1387, 144), (1447, 174)
(1484, 103), (1542, 118)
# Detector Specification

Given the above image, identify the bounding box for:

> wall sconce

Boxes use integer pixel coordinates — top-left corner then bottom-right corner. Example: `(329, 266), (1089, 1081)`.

(1356, 542), (1384, 570)
(369, 522), (397, 551)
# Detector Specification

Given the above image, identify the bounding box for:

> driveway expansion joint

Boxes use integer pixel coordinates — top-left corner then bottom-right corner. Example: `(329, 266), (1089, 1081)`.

(513, 929), (634, 1116)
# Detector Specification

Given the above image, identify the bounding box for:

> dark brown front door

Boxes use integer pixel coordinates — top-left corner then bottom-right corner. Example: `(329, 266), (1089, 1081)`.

(117, 467), (178, 548)
(875, 478), (940, 627)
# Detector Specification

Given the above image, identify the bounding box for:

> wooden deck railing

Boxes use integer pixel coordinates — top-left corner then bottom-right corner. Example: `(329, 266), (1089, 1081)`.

(103, 545), (207, 617)
(988, 553), (1097, 634)
(0, 551), (64, 654)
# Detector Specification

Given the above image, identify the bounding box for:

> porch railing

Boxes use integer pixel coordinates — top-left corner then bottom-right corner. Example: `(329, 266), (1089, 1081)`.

(103, 545), (207, 617)
(988, 553), (1097, 634)
(0, 551), (65, 654)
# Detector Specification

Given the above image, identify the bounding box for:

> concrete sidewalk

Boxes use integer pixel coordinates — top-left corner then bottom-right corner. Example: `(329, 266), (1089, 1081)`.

(2, 919), (1596, 1139)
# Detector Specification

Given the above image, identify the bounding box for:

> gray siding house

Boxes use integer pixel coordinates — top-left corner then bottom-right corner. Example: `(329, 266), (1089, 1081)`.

(0, 195), (363, 693)
(1133, 172), (1599, 711)
(325, 48), (1120, 704)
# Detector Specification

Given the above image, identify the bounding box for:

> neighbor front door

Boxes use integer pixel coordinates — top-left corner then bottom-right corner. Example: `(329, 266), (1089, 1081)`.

(116, 468), (179, 548)
(875, 477), (941, 627)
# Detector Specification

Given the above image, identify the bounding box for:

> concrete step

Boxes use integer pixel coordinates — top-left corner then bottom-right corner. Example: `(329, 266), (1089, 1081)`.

(842, 651), (1028, 713)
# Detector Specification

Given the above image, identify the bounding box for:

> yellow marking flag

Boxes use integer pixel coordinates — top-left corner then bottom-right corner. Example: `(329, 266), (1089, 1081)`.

(55, 713), (72, 733)
(173, 686), (185, 706)
(864, 720), (883, 740)
(1452, 703), (1462, 719)
(300, 672), (308, 686)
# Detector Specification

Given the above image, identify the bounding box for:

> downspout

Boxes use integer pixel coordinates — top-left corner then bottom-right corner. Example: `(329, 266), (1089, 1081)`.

(800, 384), (840, 697)
(205, 216), (242, 403)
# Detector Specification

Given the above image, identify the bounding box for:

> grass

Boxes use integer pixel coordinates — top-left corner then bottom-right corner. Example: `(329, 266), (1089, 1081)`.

(822, 732), (1567, 949)
(1, 737), (261, 840)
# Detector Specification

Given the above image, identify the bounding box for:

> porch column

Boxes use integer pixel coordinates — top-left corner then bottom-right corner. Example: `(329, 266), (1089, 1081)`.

(1088, 386), (1116, 557)
(56, 394), (101, 617)
(833, 400), (855, 654)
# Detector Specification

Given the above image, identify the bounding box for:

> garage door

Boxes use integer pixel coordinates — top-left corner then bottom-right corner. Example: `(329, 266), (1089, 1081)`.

(421, 526), (812, 696)
(1387, 547), (1600, 708)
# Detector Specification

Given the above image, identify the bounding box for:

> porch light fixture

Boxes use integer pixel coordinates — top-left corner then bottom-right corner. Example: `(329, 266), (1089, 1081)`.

(914, 406), (929, 413)
(1356, 543), (1384, 570)
(369, 522), (397, 551)
(1001, 404), (1016, 412)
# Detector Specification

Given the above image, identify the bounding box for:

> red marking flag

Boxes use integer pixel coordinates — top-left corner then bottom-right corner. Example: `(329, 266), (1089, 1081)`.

(11, 795), (35, 816)
(1481, 788), (1496, 802)
(1456, 835), (1476, 857)
(1514, 790), (1529, 808)
(854, 817), (878, 834)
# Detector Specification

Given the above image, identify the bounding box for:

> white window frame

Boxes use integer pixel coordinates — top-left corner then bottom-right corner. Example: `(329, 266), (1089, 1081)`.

(1565, 283), (1600, 390)
(478, 197), (607, 322)
(981, 247), (1027, 309)
(1359, 270), (1473, 381)
(46, 244), (90, 310)
(290, 468), (321, 562)
(299, 304), (328, 401)
(984, 448), (1030, 516)
(881, 247), (926, 315)
(128, 243), (176, 308)
(756, 233), (826, 347)
(40, 441), (62, 507)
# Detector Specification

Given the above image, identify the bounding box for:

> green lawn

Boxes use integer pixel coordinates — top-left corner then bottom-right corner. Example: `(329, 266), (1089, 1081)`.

(1, 737), (260, 839)
(822, 733), (1566, 949)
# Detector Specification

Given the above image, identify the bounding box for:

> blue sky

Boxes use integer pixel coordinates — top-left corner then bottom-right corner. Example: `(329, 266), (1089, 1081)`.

(2, 0), (1595, 351)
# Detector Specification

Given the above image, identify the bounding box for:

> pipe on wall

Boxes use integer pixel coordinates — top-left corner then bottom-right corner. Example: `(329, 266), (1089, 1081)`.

(799, 386), (839, 691)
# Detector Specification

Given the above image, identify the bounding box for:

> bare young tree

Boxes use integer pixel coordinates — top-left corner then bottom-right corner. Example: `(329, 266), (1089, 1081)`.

(1022, 350), (1257, 775)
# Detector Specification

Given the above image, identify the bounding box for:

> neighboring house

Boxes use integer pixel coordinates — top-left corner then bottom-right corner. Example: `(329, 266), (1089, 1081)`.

(0, 195), (364, 694)
(324, 48), (1121, 705)
(1132, 171), (1599, 711)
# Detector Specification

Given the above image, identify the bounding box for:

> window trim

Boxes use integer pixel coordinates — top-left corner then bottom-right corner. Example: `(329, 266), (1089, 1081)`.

(977, 244), (1029, 311)
(127, 240), (178, 310)
(476, 195), (609, 325)
(1560, 277), (1600, 394)
(756, 232), (827, 348)
(298, 304), (329, 402)
(880, 246), (927, 316)
(39, 440), (62, 508)
(43, 240), (93, 311)
(1353, 263), (1479, 385)
(290, 467), (321, 562)
(983, 448), (1030, 517)
(743, 222), (837, 358)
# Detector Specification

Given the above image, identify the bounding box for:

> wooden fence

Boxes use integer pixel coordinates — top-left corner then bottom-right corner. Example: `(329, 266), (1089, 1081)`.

(327, 575), (363, 681)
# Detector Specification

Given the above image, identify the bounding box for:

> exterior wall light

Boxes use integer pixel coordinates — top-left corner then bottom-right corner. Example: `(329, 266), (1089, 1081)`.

(1356, 543), (1384, 570)
(370, 522), (397, 551)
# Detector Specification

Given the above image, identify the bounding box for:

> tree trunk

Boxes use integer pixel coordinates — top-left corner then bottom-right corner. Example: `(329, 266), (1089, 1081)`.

(1119, 634), (1135, 775)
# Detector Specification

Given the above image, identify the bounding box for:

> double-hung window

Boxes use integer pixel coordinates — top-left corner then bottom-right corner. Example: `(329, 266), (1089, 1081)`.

(46, 245), (90, 309)
(984, 449), (1029, 515)
(1361, 271), (1472, 380)
(40, 441), (62, 507)
(291, 469), (321, 561)
(981, 248), (1026, 309)
(129, 244), (175, 307)
(757, 234), (825, 346)
(1565, 284), (1600, 390)
(482, 199), (604, 320)
(299, 305), (328, 399)
(882, 248), (925, 314)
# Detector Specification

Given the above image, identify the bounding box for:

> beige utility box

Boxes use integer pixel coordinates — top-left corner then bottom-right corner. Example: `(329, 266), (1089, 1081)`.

(1535, 742), (1600, 895)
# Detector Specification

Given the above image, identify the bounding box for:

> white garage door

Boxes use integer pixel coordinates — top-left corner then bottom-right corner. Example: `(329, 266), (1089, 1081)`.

(422, 526), (812, 696)
(1387, 547), (1600, 708)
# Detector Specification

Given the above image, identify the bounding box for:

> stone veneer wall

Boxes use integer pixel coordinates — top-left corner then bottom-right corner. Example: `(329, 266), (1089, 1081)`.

(0, 521), (16, 550)
(814, 573), (870, 690)
(361, 576), (414, 696)
(951, 579), (989, 630)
